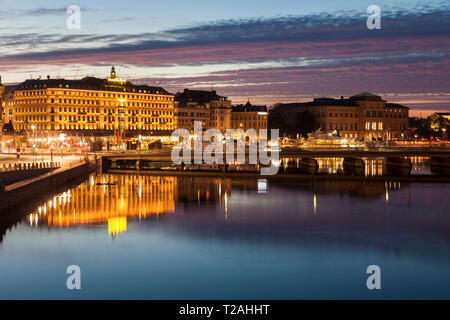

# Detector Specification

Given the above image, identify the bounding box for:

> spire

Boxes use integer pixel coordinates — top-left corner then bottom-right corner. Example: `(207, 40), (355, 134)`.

(110, 66), (117, 79)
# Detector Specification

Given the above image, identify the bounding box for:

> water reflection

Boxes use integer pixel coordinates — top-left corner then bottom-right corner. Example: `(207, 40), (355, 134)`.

(28, 174), (177, 235)
(24, 172), (423, 235)
(1, 171), (450, 299)
(281, 156), (434, 176)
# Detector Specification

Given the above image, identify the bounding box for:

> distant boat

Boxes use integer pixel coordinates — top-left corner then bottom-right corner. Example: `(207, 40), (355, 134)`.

(300, 130), (364, 150)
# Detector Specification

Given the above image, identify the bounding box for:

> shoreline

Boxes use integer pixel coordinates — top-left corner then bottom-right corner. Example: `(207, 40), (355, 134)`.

(0, 162), (97, 214)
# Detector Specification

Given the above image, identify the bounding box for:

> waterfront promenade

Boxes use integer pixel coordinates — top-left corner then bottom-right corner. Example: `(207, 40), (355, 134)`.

(0, 155), (97, 213)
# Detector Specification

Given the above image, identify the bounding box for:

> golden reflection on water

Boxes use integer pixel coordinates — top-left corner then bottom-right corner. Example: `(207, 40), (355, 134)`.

(24, 170), (412, 235)
(108, 217), (127, 236)
(27, 174), (232, 235)
(281, 157), (344, 174)
(316, 158), (343, 174)
(364, 159), (384, 177)
(28, 174), (177, 234)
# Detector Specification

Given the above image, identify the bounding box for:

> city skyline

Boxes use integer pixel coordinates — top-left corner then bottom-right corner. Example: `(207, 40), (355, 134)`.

(1, 0), (449, 117)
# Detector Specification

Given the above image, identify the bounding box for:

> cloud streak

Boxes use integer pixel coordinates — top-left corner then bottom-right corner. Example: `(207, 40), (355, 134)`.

(0, 4), (449, 114)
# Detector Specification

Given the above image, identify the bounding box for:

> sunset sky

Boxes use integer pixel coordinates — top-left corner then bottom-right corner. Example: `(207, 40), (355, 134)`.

(1, 0), (449, 116)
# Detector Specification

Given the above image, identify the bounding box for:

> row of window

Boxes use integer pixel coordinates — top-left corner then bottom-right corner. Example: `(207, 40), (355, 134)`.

(328, 123), (358, 131)
(15, 115), (172, 123)
(14, 107), (173, 116)
(17, 90), (173, 101)
(365, 122), (406, 131)
(16, 98), (173, 108)
(366, 111), (407, 118)
(231, 115), (266, 120)
(15, 123), (173, 131)
(177, 112), (209, 117)
(231, 122), (267, 129)
(312, 111), (407, 119)
(365, 122), (384, 131)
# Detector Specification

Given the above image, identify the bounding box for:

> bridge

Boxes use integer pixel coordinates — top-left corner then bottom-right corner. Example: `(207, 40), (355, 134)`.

(98, 147), (450, 162)
(279, 148), (450, 158)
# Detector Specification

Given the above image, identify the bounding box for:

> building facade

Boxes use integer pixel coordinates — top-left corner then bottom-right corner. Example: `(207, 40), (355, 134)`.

(272, 92), (409, 140)
(11, 67), (174, 136)
(174, 89), (231, 132)
(231, 101), (268, 132)
(0, 77), (4, 126)
(2, 85), (16, 126)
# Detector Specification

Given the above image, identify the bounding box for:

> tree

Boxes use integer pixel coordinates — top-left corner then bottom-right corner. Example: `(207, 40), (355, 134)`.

(1, 120), (14, 133)
(268, 108), (289, 136)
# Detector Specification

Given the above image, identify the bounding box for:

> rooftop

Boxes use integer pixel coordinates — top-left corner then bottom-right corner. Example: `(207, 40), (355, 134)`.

(232, 101), (267, 112)
(14, 67), (172, 95)
(385, 103), (409, 109)
(175, 89), (228, 104)
(275, 98), (358, 109)
(274, 93), (408, 110)
(3, 85), (19, 95)
(350, 92), (383, 101)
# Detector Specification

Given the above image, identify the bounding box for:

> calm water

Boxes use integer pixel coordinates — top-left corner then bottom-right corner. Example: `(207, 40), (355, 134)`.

(0, 171), (450, 299)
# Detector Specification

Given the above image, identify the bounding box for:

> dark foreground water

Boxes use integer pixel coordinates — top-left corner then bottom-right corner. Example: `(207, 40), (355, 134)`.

(0, 172), (449, 299)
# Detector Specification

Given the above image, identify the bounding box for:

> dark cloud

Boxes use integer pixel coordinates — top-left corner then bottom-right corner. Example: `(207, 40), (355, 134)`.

(1, 4), (449, 113)
(1, 5), (449, 61)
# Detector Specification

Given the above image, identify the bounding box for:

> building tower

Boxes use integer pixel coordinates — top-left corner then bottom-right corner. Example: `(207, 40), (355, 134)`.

(110, 66), (117, 79)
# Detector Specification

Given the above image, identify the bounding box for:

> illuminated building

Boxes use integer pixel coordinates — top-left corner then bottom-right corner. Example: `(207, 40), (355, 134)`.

(231, 101), (268, 132)
(1, 85), (16, 125)
(0, 78), (13, 126)
(1, 80), (20, 150)
(430, 112), (450, 122)
(174, 89), (231, 132)
(11, 67), (174, 137)
(272, 92), (410, 141)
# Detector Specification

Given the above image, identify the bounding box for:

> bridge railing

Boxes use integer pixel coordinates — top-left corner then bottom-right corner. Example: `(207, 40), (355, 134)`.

(1, 162), (61, 172)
